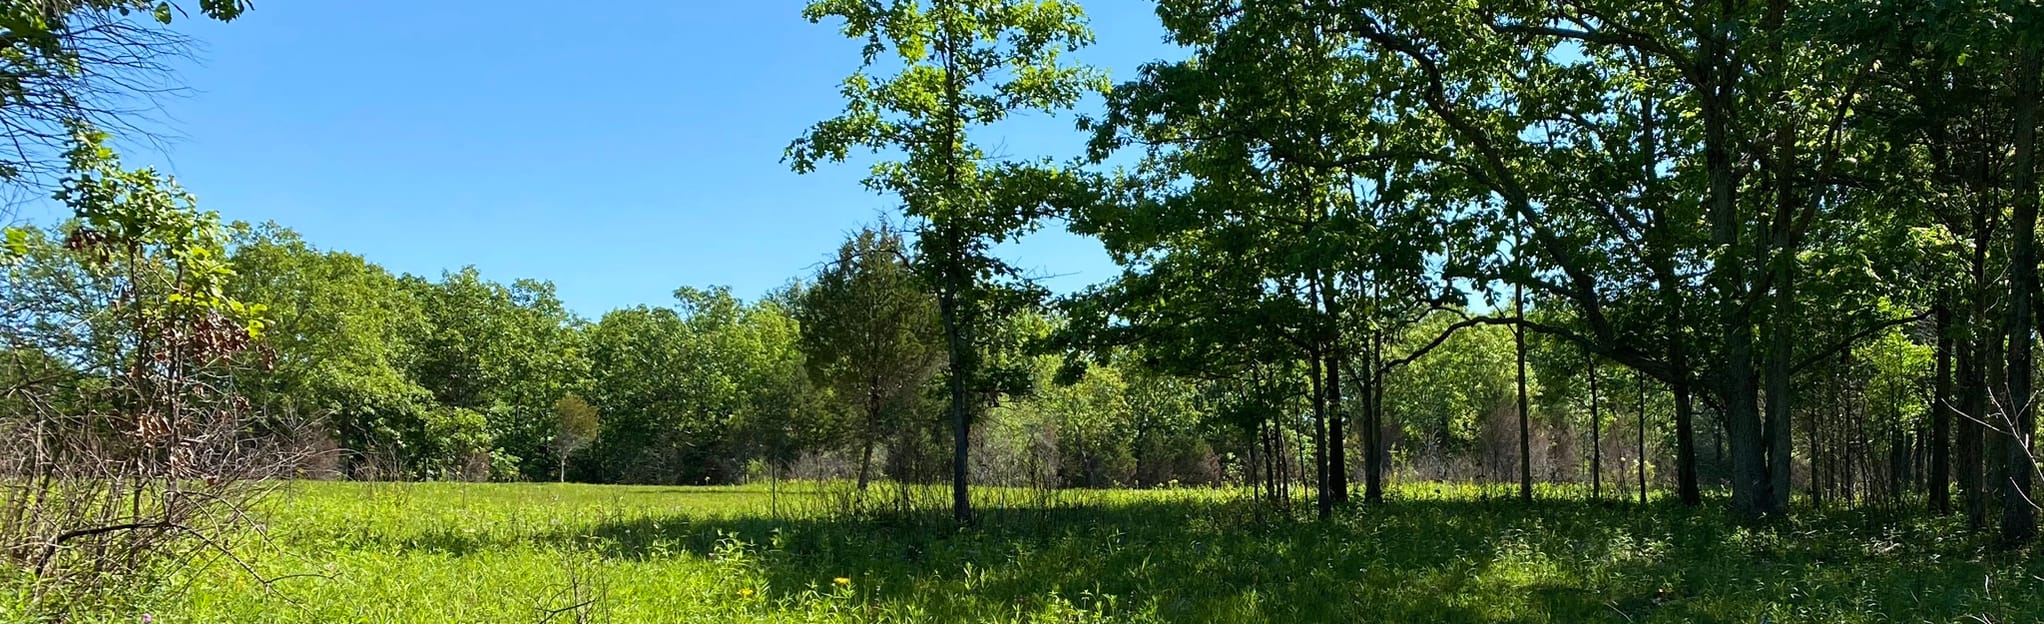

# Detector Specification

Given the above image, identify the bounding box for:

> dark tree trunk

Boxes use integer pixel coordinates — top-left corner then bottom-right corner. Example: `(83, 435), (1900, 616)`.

(1365, 329), (1385, 504)
(1764, 251), (1797, 512)
(1933, 298), (1955, 514)
(1309, 344), (1330, 520)
(1890, 415), (1905, 504)
(2003, 47), (2040, 544)
(1845, 378), (1859, 502)
(1516, 279), (1533, 502)
(1320, 273), (1348, 506)
(1590, 356), (1602, 499)
(938, 279), (972, 524)
(1961, 195), (1992, 530)
(1327, 347), (1348, 505)
(1696, 2), (1771, 516)
(1760, 0), (1799, 514)
(1671, 346), (1701, 505)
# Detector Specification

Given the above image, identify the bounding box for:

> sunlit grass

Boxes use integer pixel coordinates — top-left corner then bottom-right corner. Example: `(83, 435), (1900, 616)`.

(109, 481), (2044, 623)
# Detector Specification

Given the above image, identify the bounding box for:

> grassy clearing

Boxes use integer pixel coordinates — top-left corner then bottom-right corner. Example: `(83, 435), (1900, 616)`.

(96, 481), (2044, 622)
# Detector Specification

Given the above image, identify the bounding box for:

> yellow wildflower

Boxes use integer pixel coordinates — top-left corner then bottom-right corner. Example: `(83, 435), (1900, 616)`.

(833, 577), (851, 586)
(738, 588), (755, 598)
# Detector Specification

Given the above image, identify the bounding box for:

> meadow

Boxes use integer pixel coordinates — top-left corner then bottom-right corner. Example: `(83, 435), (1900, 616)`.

(122, 482), (2042, 623)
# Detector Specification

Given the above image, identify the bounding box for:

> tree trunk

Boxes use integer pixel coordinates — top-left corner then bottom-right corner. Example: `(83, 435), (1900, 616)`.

(1590, 356), (1602, 499)
(1323, 276), (1349, 506)
(2002, 47), (2041, 544)
(1639, 373), (1649, 504)
(1696, 2), (1771, 516)
(1669, 343), (1701, 505)
(857, 436), (876, 491)
(1764, 251), (1796, 512)
(1933, 298), (1955, 514)
(933, 8), (975, 526)
(1641, 89), (1697, 506)
(1760, 0), (1798, 515)
(1515, 280), (1533, 502)
(1961, 192), (1992, 529)
(939, 280), (971, 524)
(1890, 410), (1905, 503)
(1365, 329), (1385, 504)
(1309, 343), (1330, 520)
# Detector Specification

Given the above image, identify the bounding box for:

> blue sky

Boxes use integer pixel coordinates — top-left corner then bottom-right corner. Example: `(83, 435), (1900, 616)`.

(25, 1), (1179, 318)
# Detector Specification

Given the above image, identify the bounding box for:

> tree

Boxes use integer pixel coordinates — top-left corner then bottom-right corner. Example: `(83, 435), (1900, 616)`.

(795, 224), (944, 490)
(549, 395), (598, 482)
(1, 127), (284, 611)
(0, 0), (251, 199)
(226, 223), (434, 477)
(788, 0), (1103, 522)
(2001, 42), (2040, 544)
(723, 289), (826, 483)
(405, 268), (588, 479)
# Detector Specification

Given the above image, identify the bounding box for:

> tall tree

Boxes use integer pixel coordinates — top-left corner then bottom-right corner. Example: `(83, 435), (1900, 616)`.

(795, 225), (944, 491)
(2001, 42), (2041, 544)
(788, 0), (1102, 522)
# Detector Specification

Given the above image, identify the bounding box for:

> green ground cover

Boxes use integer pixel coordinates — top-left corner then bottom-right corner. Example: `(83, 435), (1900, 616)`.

(100, 481), (2044, 623)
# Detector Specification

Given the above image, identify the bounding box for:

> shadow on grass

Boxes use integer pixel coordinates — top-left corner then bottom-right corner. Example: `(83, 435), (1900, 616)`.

(358, 493), (2042, 623)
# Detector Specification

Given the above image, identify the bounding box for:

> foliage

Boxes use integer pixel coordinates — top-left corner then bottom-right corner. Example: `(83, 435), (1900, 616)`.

(790, 0), (1107, 521)
(0, 127), (293, 619)
(226, 223), (434, 477)
(1382, 312), (1516, 454)
(404, 269), (589, 480)
(793, 224), (945, 488)
(549, 395), (599, 482)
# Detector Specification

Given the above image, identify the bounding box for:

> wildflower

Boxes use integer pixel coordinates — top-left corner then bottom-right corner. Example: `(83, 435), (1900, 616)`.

(140, 616), (152, 624)
(738, 588), (755, 598)
(833, 577), (851, 586)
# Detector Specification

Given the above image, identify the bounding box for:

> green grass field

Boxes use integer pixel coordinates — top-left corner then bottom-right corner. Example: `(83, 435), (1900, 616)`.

(122, 482), (2043, 623)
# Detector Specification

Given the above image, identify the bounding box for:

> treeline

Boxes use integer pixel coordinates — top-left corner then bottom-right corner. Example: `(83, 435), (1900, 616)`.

(0, 219), (1236, 487)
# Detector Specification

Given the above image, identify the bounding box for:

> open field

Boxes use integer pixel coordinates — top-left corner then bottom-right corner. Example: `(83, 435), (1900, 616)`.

(73, 482), (2030, 623)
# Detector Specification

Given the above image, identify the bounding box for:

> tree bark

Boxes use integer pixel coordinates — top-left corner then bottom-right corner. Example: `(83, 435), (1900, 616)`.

(1932, 297), (1955, 514)
(1961, 185), (1992, 530)
(1321, 273), (1349, 505)
(1365, 328), (1386, 504)
(1590, 355), (1602, 499)
(1309, 341), (1330, 520)
(1764, 238), (1797, 512)
(1516, 279), (1533, 502)
(857, 436), (876, 491)
(939, 279), (971, 523)
(1639, 372), (1649, 505)
(2002, 47), (2041, 544)
(1658, 323), (1702, 505)
(1700, 27), (1772, 516)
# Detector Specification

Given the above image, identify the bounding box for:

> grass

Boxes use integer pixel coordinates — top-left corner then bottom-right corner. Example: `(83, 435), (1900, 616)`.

(80, 481), (2044, 622)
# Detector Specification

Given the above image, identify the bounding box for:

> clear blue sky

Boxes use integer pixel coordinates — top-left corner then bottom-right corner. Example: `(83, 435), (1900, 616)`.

(29, 2), (1178, 319)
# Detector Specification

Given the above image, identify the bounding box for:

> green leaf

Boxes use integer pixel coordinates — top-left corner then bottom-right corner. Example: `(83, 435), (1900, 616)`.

(2, 227), (28, 259)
